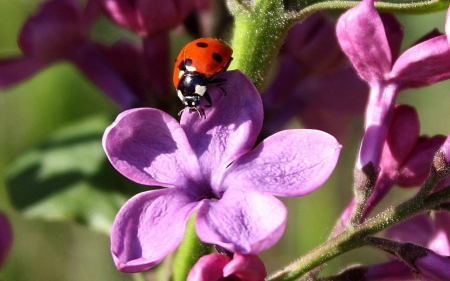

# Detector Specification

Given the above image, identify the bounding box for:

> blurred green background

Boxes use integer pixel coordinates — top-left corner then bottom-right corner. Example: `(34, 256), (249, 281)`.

(0, 0), (450, 280)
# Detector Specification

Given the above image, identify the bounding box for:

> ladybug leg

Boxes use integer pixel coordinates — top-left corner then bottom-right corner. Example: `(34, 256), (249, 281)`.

(204, 91), (213, 108)
(223, 57), (233, 71)
(178, 107), (206, 119)
(194, 106), (206, 119)
(209, 78), (228, 96)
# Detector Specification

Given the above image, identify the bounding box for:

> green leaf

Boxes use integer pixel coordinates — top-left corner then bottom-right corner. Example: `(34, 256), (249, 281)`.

(5, 114), (149, 235)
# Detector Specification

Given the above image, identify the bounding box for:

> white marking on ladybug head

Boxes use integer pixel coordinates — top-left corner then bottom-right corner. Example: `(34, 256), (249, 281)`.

(195, 85), (207, 96)
(177, 90), (184, 101)
(178, 70), (185, 79)
(186, 65), (197, 72)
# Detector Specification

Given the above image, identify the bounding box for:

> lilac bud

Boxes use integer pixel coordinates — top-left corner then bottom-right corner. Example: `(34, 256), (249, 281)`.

(380, 105), (419, 176)
(187, 253), (266, 281)
(415, 250), (450, 280)
(100, 0), (196, 36)
(397, 135), (446, 187)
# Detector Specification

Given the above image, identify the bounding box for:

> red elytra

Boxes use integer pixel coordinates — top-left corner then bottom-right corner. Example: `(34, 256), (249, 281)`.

(173, 38), (233, 118)
(173, 37), (233, 88)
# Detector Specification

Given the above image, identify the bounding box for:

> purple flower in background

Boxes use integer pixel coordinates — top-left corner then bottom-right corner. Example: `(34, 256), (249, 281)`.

(338, 106), (446, 227)
(99, 0), (202, 96)
(99, 0), (197, 36)
(262, 12), (368, 141)
(187, 253), (266, 281)
(0, 0), (139, 109)
(0, 212), (13, 269)
(364, 212), (450, 280)
(336, 0), (450, 170)
(103, 71), (341, 272)
(364, 105), (445, 216)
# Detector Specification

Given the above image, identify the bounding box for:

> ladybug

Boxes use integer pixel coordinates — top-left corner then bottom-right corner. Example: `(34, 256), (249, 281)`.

(173, 37), (233, 118)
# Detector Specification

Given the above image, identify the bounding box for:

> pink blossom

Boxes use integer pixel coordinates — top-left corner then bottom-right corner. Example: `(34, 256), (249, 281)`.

(187, 253), (266, 281)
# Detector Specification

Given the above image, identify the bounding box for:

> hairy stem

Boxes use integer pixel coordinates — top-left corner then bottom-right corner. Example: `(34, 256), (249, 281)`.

(267, 187), (450, 281)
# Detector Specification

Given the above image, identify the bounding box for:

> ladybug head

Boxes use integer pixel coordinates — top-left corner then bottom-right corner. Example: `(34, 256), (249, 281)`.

(183, 95), (201, 108)
(178, 95), (206, 118)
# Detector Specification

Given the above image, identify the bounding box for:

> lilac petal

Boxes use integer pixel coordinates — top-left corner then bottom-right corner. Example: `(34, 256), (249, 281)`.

(142, 32), (171, 96)
(380, 105), (419, 174)
(70, 43), (139, 109)
(97, 41), (149, 103)
(222, 129), (341, 197)
(18, 0), (86, 60)
(428, 212), (450, 255)
(397, 135), (446, 187)
(416, 250), (450, 280)
(103, 108), (202, 187)
(0, 57), (48, 88)
(101, 0), (195, 36)
(135, 0), (195, 35)
(386, 213), (434, 247)
(379, 13), (404, 63)
(441, 134), (450, 163)
(181, 70), (263, 187)
(447, 8), (450, 43)
(366, 259), (417, 280)
(100, 0), (142, 35)
(391, 35), (450, 88)
(111, 188), (199, 272)
(336, 0), (392, 84)
(187, 254), (231, 281)
(223, 253), (267, 281)
(196, 188), (287, 254)
(284, 12), (344, 75)
(0, 212), (13, 269)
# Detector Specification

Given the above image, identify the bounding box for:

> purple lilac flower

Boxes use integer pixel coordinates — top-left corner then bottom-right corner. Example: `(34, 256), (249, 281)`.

(0, 212), (13, 269)
(187, 253), (266, 281)
(99, 0), (197, 36)
(262, 12), (368, 141)
(337, 105), (446, 228)
(336, 0), (450, 170)
(103, 71), (342, 272)
(365, 212), (450, 280)
(98, 0), (202, 97)
(0, 0), (139, 109)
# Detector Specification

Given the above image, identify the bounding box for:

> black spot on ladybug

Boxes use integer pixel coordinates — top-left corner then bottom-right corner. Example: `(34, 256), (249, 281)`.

(196, 42), (208, 48)
(185, 59), (193, 66)
(178, 60), (186, 70)
(212, 53), (223, 63)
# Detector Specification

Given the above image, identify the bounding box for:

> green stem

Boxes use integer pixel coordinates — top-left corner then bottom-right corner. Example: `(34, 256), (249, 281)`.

(267, 187), (450, 281)
(285, 0), (449, 23)
(227, 0), (295, 91)
(171, 215), (211, 281)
